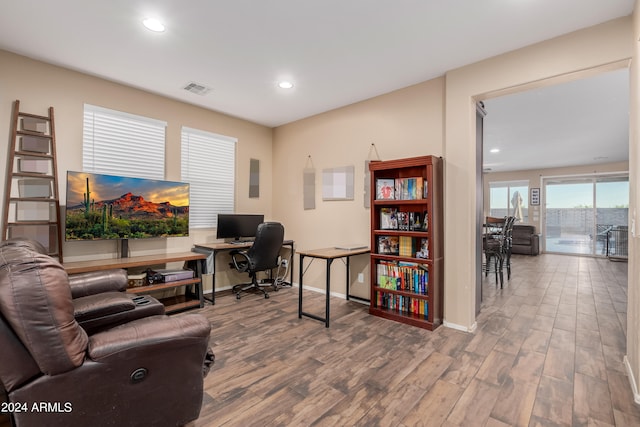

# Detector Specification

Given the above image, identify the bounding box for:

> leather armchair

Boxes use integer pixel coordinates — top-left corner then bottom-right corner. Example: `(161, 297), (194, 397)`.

(511, 224), (540, 255)
(0, 244), (214, 427)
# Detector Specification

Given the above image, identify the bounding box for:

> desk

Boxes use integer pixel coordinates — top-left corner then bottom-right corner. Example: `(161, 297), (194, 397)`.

(193, 240), (295, 304)
(297, 247), (370, 328)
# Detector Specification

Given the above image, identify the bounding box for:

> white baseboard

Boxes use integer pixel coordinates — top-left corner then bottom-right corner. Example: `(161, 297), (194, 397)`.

(298, 282), (343, 299)
(624, 355), (640, 404)
(295, 283), (369, 304)
(443, 320), (477, 333)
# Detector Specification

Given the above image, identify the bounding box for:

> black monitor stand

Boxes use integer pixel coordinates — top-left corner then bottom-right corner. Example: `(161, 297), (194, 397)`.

(230, 236), (257, 245)
(120, 238), (129, 258)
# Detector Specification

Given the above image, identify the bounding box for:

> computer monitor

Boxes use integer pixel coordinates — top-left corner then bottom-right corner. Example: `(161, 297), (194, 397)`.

(216, 214), (264, 242)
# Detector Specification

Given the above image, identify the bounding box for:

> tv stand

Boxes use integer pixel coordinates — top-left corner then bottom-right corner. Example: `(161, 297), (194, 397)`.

(63, 252), (206, 314)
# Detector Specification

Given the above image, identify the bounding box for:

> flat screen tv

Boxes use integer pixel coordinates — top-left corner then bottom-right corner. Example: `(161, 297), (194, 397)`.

(65, 171), (189, 241)
(216, 213), (264, 242)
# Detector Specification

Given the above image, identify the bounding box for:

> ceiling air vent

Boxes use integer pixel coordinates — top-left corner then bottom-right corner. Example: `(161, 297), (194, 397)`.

(183, 82), (212, 96)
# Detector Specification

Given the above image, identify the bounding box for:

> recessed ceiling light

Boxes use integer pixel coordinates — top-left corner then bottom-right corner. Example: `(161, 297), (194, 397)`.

(490, 148), (500, 153)
(143, 18), (165, 32)
(278, 81), (294, 89)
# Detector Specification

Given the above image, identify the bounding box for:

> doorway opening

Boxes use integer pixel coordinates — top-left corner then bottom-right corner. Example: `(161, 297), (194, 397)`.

(476, 63), (630, 314)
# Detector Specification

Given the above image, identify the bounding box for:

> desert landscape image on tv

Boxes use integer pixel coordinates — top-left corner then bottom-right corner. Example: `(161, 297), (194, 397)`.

(65, 171), (189, 241)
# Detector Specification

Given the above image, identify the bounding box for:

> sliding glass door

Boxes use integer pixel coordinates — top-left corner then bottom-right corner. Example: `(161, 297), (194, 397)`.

(543, 175), (628, 256)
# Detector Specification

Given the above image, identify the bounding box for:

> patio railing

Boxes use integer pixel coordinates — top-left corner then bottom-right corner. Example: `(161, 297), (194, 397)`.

(606, 226), (628, 261)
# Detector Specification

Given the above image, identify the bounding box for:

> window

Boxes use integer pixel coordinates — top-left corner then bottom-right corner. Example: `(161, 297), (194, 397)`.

(83, 104), (166, 179)
(181, 127), (236, 228)
(489, 180), (529, 221)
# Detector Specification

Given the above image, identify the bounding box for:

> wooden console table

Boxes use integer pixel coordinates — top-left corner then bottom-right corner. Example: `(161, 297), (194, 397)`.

(63, 252), (206, 314)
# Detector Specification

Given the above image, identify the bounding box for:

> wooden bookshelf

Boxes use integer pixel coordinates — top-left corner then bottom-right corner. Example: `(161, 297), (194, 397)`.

(369, 155), (443, 330)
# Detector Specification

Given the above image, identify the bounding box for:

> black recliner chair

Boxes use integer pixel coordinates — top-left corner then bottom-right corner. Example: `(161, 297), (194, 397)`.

(229, 222), (285, 299)
(0, 243), (214, 427)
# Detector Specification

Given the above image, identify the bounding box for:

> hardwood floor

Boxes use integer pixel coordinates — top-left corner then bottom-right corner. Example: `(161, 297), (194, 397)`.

(189, 253), (640, 427)
(1, 253), (638, 426)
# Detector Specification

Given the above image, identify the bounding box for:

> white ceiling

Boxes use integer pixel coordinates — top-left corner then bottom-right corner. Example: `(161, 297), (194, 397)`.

(0, 0), (634, 171)
(483, 68), (630, 173)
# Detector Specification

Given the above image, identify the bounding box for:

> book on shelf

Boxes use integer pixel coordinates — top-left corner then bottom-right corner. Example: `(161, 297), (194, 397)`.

(421, 210), (429, 231)
(375, 178), (396, 200)
(396, 211), (423, 231)
(380, 207), (398, 230)
(376, 260), (428, 294)
(416, 238), (429, 259)
(397, 212), (408, 231)
(378, 273), (401, 291)
(394, 177), (424, 200)
(399, 236), (415, 257)
(377, 236), (399, 255)
(375, 291), (428, 319)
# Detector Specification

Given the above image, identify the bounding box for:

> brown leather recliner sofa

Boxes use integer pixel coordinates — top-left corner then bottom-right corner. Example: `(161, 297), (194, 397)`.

(0, 243), (214, 427)
(1, 237), (167, 334)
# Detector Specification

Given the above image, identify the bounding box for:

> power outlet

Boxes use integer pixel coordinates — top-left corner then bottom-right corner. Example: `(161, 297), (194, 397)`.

(357, 273), (364, 283)
(281, 259), (288, 268)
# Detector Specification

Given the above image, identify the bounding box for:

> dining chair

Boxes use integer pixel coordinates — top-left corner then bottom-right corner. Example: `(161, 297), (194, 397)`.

(483, 216), (507, 287)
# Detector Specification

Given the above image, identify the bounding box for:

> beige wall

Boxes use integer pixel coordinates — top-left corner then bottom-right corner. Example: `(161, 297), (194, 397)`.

(272, 78), (444, 299)
(0, 50), (273, 289)
(625, 0), (640, 403)
(484, 161), (629, 230)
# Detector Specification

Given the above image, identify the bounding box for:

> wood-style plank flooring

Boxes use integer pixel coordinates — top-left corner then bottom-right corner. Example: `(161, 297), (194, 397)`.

(2, 253), (638, 426)
(189, 253), (640, 426)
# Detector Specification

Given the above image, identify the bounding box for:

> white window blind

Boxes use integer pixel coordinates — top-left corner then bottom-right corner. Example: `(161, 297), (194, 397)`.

(83, 104), (166, 179)
(181, 126), (236, 228)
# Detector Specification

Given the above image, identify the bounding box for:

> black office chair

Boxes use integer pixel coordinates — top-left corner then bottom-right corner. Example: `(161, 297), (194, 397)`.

(229, 222), (285, 299)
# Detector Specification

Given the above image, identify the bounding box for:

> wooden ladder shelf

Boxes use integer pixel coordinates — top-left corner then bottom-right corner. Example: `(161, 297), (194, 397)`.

(2, 100), (63, 261)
